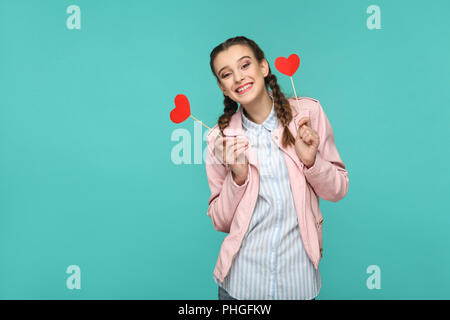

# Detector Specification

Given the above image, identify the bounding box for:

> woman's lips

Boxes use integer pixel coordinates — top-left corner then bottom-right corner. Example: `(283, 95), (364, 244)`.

(236, 83), (253, 95)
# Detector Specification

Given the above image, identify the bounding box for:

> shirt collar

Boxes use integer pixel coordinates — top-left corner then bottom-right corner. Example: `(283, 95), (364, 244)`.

(241, 96), (278, 132)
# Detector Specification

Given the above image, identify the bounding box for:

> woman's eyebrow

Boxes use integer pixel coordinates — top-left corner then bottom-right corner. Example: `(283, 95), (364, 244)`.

(218, 55), (251, 75)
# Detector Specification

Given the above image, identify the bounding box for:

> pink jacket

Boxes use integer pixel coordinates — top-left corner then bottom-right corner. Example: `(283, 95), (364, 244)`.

(205, 96), (349, 283)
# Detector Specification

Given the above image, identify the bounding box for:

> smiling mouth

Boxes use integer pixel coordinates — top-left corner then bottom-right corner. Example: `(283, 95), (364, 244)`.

(235, 82), (253, 95)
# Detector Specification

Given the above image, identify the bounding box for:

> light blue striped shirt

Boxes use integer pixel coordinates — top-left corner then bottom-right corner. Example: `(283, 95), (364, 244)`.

(214, 97), (321, 300)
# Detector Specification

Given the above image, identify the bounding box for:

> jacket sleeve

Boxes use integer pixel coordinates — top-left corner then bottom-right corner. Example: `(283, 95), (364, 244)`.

(205, 132), (250, 233)
(302, 101), (349, 202)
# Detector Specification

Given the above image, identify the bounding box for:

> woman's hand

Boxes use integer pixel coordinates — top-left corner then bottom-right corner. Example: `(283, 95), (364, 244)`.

(214, 135), (249, 185)
(294, 117), (320, 168)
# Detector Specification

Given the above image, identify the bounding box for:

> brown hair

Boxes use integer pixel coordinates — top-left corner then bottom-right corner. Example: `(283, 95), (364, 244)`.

(210, 36), (296, 148)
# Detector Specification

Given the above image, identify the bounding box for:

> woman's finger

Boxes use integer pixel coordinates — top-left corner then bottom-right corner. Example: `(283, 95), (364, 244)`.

(297, 117), (311, 130)
(213, 137), (224, 162)
(226, 142), (247, 164)
(298, 126), (305, 138)
(234, 144), (249, 165)
(299, 126), (315, 141)
(304, 133), (312, 144)
(216, 137), (247, 164)
(223, 142), (248, 164)
(214, 136), (248, 164)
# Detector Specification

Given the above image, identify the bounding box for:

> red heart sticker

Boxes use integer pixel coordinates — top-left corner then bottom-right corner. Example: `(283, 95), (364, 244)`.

(275, 54), (300, 77)
(170, 94), (191, 123)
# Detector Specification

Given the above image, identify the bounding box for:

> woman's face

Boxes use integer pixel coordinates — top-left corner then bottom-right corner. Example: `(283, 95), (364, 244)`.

(214, 44), (269, 105)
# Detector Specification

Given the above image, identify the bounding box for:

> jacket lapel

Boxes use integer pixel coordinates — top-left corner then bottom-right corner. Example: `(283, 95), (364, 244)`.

(271, 118), (303, 170)
(271, 101), (311, 170)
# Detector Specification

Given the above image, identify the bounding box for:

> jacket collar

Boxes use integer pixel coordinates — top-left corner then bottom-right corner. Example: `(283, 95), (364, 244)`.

(223, 91), (302, 136)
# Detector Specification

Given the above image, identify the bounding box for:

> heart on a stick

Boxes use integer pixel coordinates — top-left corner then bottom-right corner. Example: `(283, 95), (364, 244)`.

(275, 54), (300, 77)
(170, 94), (191, 123)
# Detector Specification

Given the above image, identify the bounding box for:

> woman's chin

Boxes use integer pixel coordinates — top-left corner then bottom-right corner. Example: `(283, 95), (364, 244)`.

(234, 89), (257, 104)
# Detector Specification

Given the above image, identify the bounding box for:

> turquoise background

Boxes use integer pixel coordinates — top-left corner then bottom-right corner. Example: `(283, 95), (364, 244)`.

(1, 0), (449, 299)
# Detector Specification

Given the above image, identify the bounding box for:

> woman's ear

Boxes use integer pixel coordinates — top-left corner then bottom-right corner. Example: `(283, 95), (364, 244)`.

(260, 59), (269, 77)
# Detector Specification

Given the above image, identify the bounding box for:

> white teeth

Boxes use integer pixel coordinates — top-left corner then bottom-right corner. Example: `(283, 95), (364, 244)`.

(237, 83), (252, 92)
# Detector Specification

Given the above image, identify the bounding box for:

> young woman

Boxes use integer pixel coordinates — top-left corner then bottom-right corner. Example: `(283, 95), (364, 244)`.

(205, 36), (349, 300)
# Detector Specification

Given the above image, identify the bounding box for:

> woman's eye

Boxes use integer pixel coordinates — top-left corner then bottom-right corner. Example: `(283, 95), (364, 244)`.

(221, 63), (250, 78)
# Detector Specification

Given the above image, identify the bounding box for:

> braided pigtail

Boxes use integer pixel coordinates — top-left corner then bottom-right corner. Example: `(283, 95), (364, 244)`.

(266, 73), (296, 148)
(217, 96), (238, 136)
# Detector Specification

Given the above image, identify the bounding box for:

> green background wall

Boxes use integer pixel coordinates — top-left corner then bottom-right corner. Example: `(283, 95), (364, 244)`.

(1, 0), (449, 299)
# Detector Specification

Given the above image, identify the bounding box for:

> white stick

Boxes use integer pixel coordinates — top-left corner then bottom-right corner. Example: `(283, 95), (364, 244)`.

(189, 115), (223, 137)
(290, 76), (301, 112)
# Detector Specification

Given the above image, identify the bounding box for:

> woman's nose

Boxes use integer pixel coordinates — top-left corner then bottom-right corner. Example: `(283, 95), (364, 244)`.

(234, 73), (245, 83)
